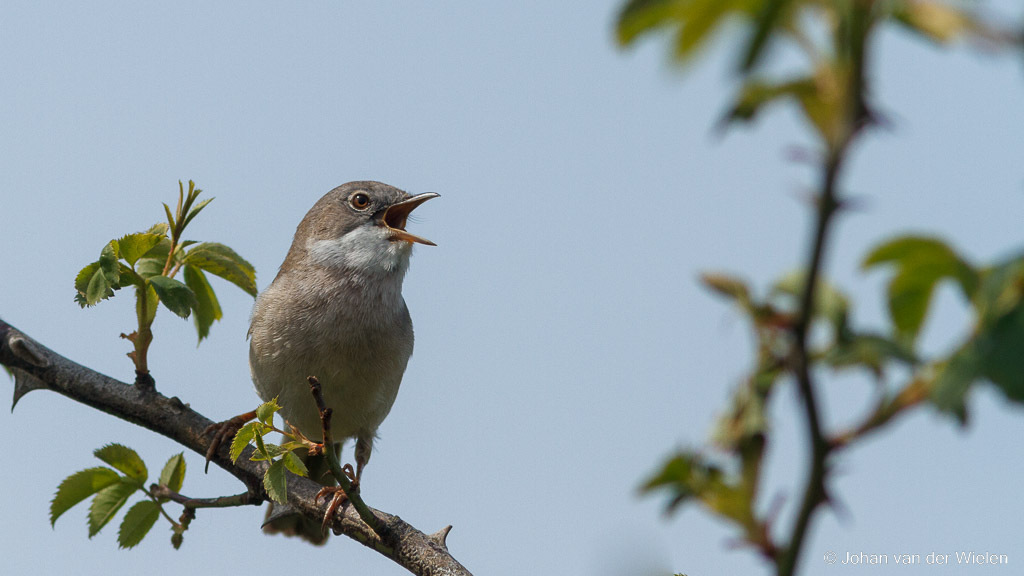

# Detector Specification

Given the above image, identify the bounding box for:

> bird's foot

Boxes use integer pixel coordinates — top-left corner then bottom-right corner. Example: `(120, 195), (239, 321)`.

(315, 464), (359, 534)
(203, 410), (257, 472)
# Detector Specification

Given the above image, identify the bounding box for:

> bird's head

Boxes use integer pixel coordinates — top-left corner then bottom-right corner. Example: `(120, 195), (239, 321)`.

(288, 181), (439, 275)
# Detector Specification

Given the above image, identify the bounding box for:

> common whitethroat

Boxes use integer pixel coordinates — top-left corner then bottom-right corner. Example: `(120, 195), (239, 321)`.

(248, 181), (437, 538)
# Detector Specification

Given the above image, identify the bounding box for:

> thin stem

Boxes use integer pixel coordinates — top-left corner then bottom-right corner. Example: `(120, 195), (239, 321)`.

(307, 377), (387, 537)
(829, 378), (928, 449)
(777, 147), (845, 576)
(149, 485), (258, 509)
(141, 487), (183, 529)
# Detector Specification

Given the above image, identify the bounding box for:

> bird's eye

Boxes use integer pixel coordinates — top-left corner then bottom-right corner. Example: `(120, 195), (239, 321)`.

(349, 192), (371, 210)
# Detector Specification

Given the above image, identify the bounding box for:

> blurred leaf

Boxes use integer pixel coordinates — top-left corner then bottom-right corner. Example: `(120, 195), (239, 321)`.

(642, 451), (706, 510)
(94, 444), (148, 483)
(282, 451), (309, 477)
(256, 397), (282, 425)
(863, 235), (977, 344)
(264, 460), (288, 504)
(50, 467), (120, 526)
(894, 0), (975, 44)
(183, 265), (222, 342)
(230, 422), (259, 463)
(88, 478), (140, 537)
(617, 0), (678, 46)
(739, 0), (793, 71)
(148, 276), (197, 319)
(970, 258), (1024, 403)
(825, 333), (917, 375)
(117, 233), (165, 267)
(929, 347), (981, 422)
(701, 272), (751, 307)
(976, 302), (1024, 403)
(184, 243), (258, 297)
(974, 257), (1024, 323)
(711, 375), (769, 452)
(772, 270), (850, 331)
(724, 77), (817, 124)
(158, 453), (186, 495)
(117, 500), (160, 549)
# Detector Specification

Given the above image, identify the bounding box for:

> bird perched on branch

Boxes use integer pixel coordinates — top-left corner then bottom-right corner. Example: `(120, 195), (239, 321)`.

(248, 181), (438, 542)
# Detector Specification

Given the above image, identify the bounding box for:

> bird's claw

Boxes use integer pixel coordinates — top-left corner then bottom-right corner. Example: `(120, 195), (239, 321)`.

(316, 486), (350, 535)
(203, 410), (256, 473)
(315, 464), (360, 535)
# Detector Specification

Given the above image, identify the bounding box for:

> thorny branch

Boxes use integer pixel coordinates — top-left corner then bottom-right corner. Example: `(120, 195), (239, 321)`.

(0, 318), (470, 576)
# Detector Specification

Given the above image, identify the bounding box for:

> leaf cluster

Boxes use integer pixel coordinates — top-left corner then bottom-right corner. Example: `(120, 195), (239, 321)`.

(73, 181), (256, 377)
(230, 398), (310, 504)
(644, 235), (1024, 557)
(51, 444), (187, 549)
(616, 0), (1014, 147)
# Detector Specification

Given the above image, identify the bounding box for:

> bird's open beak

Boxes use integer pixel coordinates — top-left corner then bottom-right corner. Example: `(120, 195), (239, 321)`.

(382, 192), (440, 246)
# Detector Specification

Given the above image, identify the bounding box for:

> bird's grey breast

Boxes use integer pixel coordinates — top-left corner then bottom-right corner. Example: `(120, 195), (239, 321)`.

(248, 266), (414, 438)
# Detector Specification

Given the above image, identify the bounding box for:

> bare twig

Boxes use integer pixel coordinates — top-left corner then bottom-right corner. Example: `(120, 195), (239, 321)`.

(0, 318), (471, 576)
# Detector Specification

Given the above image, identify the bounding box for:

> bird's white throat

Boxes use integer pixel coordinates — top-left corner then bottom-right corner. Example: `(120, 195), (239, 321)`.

(308, 225), (413, 277)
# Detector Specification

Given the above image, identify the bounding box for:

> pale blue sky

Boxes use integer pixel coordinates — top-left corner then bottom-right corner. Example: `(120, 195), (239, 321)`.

(2, 2), (1023, 575)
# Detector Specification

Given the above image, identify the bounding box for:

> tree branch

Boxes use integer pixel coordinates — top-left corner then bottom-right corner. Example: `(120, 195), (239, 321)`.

(0, 318), (471, 576)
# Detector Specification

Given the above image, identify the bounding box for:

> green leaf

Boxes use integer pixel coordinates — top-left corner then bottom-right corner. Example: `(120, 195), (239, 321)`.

(117, 500), (160, 549)
(230, 422), (259, 463)
(148, 275), (197, 319)
(74, 261), (112, 307)
(263, 460), (288, 504)
(282, 451), (309, 477)
(88, 478), (141, 537)
(144, 222), (168, 236)
(163, 202), (176, 232)
(182, 197), (214, 230)
(50, 467), (121, 526)
(250, 442), (286, 462)
(118, 262), (144, 288)
(136, 283), (158, 327)
(254, 432), (270, 460)
(930, 347), (982, 422)
(158, 453), (186, 494)
(863, 236), (978, 344)
(94, 444), (148, 483)
(117, 233), (165, 267)
(99, 240), (121, 285)
(184, 243), (258, 297)
(255, 397), (282, 425)
(183, 265), (223, 342)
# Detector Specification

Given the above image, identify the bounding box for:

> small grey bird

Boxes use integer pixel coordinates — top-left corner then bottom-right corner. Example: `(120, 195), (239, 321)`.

(248, 181), (437, 540)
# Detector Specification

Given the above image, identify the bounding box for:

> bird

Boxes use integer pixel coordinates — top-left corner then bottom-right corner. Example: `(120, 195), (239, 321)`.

(246, 181), (437, 542)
